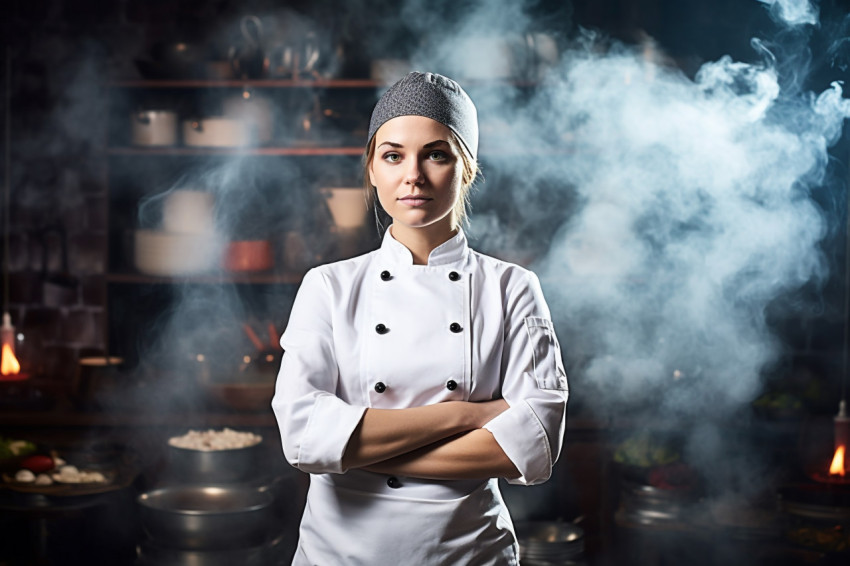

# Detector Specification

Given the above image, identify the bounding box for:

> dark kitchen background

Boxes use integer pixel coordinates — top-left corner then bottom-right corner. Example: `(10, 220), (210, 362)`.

(2, 0), (850, 564)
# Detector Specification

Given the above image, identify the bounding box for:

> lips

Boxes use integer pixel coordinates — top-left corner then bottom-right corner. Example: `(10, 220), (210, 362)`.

(399, 195), (432, 206)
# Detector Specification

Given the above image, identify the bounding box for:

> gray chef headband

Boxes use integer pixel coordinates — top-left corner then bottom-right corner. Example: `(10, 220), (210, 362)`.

(368, 72), (479, 160)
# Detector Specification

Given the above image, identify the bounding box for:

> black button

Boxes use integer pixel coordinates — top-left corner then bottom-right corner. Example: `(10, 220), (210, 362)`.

(446, 379), (458, 391)
(380, 270), (391, 281)
(387, 476), (401, 488)
(449, 271), (460, 281)
(450, 322), (462, 333)
(375, 323), (388, 334)
(374, 382), (387, 393)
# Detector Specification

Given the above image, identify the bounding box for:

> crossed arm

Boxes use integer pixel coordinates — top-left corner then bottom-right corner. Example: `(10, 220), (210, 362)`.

(341, 401), (521, 480)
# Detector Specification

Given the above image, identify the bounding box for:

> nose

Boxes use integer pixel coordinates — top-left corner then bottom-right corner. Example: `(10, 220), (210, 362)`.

(404, 158), (424, 185)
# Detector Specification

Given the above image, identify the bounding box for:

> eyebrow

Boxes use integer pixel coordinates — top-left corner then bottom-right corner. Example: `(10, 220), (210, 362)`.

(377, 139), (450, 150)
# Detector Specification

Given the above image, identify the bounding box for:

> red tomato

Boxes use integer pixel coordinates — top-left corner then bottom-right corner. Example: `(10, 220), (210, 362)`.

(20, 455), (54, 473)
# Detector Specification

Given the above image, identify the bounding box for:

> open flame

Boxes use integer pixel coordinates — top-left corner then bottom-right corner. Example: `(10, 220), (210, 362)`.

(830, 445), (846, 477)
(0, 343), (24, 380)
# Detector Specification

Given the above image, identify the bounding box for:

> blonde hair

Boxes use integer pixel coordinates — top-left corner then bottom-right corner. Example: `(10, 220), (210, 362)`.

(362, 130), (479, 231)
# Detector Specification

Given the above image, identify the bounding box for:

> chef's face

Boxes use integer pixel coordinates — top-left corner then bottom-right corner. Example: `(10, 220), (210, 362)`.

(369, 115), (463, 234)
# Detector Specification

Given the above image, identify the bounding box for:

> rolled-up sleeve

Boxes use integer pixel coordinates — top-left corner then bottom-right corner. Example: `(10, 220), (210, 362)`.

(271, 268), (366, 475)
(483, 271), (568, 485)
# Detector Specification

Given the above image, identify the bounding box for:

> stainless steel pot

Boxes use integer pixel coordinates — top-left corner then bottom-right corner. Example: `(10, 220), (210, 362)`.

(182, 118), (250, 147)
(168, 442), (262, 484)
(131, 110), (178, 146)
(137, 485), (274, 550)
(617, 481), (697, 526)
(222, 93), (274, 145)
(515, 521), (585, 563)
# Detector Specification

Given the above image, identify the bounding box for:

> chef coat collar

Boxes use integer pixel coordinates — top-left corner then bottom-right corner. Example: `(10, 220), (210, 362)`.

(380, 226), (469, 266)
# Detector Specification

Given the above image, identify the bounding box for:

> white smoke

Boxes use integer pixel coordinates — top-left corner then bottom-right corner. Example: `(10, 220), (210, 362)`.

(391, 0), (849, 417)
(757, 0), (819, 26)
(531, 44), (848, 416)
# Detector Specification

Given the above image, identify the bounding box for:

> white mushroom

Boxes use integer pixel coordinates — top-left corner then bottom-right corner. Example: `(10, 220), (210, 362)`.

(34, 474), (53, 485)
(14, 469), (35, 483)
(58, 465), (79, 476)
(168, 428), (262, 451)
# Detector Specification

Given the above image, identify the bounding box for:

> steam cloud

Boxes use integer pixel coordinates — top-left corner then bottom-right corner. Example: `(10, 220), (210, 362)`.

(532, 42), (844, 417)
(757, 0), (819, 26)
(374, 0), (849, 421)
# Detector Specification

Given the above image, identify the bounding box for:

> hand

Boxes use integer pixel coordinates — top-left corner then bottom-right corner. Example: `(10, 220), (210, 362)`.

(473, 399), (509, 428)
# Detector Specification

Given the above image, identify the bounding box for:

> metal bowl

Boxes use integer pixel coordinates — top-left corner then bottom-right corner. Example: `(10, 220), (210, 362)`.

(168, 441), (263, 484)
(137, 485), (274, 550)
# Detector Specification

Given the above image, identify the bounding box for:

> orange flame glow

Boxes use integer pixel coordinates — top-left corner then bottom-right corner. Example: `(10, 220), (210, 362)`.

(1, 343), (20, 376)
(830, 445), (846, 477)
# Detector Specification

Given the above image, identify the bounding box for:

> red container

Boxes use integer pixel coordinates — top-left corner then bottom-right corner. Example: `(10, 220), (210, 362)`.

(222, 240), (273, 272)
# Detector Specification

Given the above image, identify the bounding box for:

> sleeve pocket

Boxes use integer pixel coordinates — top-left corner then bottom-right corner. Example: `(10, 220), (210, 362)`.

(524, 317), (568, 391)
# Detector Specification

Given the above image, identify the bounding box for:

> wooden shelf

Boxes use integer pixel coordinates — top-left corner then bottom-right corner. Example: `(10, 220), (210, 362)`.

(107, 272), (305, 285)
(110, 78), (382, 88)
(107, 146), (364, 156)
(108, 78), (539, 89)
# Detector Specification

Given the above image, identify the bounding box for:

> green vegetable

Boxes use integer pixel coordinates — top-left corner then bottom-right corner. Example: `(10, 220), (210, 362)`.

(613, 432), (679, 467)
(0, 437), (36, 459)
(752, 392), (802, 410)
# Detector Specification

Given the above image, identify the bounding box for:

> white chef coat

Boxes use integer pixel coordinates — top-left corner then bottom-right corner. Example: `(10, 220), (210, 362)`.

(272, 227), (568, 566)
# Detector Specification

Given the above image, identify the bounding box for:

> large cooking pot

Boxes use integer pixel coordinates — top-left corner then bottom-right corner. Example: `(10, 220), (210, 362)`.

(131, 111), (178, 146)
(222, 93), (274, 145)
(168, 441), (263, 484)
(183, 118), (250, 147)
(137, 485), (274, 550)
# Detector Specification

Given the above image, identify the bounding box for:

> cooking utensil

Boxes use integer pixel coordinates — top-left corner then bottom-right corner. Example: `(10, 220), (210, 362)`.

(135, 39), (206, 79)
(298, 31), (321, 79)
(167, 440), (263, 484)
(200, 329), (279, 412)
(73, 356), (124, 409)
(524, 32), (560, 81)
(229, 16), (266, 79)
(222, 92), (274, 145)
(616, 480), (698, 526)
(162, 190), (216, 235)
(242, 323), (265, 351)
(265, 27), (323, 79)
(183, 118), (250, 148)
(322, 187), (367, 229)
(222, 240), (274, 272)
(137, 485), (274, 550)
(134, 229), (218, 276)
(515, 520), (585, 563)
(131, 110), (178, 146)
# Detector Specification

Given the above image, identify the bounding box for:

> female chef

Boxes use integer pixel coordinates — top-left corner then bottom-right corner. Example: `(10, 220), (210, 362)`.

(272, 71), (568, 565)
